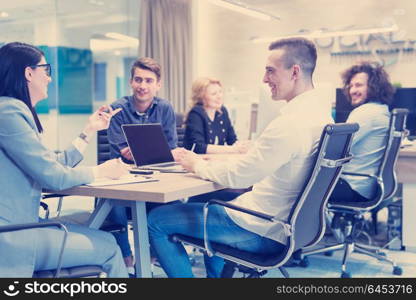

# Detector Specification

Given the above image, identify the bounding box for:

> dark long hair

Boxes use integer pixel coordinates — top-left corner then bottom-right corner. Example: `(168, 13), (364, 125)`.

(0, 42), (44, 132)
(342, 61), (395, 106)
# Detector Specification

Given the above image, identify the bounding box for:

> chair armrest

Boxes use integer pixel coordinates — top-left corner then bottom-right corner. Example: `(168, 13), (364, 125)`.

(206, 199), (275, 222)
(41, 193), (70, 218)
(39, 202), (50, 219)
(0, 221), (67, 233)
(342, 172), (378, 180)
(42, 193), (68, 199)
(202, 199), (291, 257)
(0, 221), (68, 278)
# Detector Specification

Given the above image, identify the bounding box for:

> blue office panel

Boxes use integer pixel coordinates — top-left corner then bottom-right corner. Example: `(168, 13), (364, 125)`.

(57, 47), (93, 114)
(35, 45), (58, 114)
(0, 44), (92, 114)
(116, 76), (124, 99)
(94, 63), (107, 101)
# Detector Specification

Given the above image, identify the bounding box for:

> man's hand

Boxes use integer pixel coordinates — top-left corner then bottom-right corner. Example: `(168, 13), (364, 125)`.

(120, 147), (133, 162)
(231, 140), (252, 154)
(178, 150), (201, 173)
(171, 147), (187, 162)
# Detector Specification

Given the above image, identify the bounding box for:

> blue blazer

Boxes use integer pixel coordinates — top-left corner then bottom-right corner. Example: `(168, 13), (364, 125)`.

(0, 97), (94, 277)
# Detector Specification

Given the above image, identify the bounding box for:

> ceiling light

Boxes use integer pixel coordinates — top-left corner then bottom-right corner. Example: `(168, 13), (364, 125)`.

(208, 0), (279, 21)
(89, 0), (104, 6)
(90, 39), (128, 52)
(252, 24), (399, 43)
(0, 11), (9, 18)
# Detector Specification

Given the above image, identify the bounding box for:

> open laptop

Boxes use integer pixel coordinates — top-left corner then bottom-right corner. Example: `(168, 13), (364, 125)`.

(121, 123), (186, 173)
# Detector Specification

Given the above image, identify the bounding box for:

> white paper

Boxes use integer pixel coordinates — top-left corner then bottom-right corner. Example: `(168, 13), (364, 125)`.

(85, 174), (156, 187)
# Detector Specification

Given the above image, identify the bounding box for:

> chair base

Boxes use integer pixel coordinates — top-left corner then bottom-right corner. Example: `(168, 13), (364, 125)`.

(221, 261), (289, 278)
(300, 241), (402, 277)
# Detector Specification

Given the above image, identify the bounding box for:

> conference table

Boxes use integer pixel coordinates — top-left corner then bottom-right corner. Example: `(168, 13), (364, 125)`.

(48, 172), (225, 278)
(397, 144), (416, 252)
(46, 146), (416, 278)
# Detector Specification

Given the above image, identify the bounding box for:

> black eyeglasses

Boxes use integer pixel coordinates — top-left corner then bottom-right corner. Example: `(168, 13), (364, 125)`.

(30, 63), (52, 77)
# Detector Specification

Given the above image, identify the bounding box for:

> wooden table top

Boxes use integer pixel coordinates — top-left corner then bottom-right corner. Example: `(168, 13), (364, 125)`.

(46, 172), (225, 203)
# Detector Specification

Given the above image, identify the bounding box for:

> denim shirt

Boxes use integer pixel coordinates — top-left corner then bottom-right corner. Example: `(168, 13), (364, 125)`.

(107, 96), (178, 162)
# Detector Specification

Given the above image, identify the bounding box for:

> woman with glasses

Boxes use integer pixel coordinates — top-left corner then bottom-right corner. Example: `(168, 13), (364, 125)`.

(0, 42), (128, 277)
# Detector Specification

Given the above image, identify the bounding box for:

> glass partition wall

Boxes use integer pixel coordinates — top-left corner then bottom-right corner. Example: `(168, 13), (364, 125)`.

(0, 0), (140, 166)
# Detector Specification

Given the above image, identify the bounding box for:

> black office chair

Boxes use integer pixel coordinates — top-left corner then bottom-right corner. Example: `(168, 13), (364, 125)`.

(176, 112), (185, 148)
(97, 129), (111, 164)
(0, 221), (105, 278)
(300, 108), (408, 278)
(34, 129), (127, 277)
(172, 123), (359, 278)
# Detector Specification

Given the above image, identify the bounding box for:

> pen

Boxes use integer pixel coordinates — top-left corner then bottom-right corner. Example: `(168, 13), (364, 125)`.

(190, 143), (196, 152)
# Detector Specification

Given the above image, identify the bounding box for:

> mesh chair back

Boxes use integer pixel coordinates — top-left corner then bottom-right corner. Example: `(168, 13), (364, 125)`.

(379, 109), (408, 201)
(289, 123), (359, 251)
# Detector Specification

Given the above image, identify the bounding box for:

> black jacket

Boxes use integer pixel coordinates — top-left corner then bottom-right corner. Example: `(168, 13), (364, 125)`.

(184, 104), (237, 154)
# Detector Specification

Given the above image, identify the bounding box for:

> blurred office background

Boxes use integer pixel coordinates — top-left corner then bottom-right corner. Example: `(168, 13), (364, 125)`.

(1, 0), (415, 164)
(1, 0), (416, 276)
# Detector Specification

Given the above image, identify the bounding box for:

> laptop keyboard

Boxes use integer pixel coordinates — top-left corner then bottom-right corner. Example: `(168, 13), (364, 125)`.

(156, 162), (178, 167)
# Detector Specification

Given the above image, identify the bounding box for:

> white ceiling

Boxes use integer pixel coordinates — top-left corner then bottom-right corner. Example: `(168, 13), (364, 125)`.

(203, 0), (416, 39)
(0, 0), (136, 27)
(1, 0), (415, 52)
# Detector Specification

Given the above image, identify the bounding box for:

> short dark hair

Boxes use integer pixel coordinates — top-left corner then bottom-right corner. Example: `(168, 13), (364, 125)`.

(130, 57), (161, 81)
(0, 42), (44, 132)
(269, 37), (317, 78)
(341, 62), (395, 105)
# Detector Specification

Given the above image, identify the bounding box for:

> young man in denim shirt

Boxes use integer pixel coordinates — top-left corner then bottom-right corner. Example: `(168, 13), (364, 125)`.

(106, 57), (182, 275)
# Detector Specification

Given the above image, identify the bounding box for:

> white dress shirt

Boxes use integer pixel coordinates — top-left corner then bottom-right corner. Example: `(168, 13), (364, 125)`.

(194, 88), (333, 244)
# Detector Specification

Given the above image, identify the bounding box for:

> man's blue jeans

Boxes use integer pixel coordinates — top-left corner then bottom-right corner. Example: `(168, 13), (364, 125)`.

(107, 201), (181, 258)
(148, 202), (285, 278)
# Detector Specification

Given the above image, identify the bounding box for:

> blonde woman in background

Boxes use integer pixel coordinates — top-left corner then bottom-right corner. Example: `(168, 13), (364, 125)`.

(183, 77), (249, 154)
(184, 77), (251, 203)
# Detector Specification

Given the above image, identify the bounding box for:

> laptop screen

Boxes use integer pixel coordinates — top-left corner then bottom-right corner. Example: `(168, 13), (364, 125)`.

(122, 124), (174, 166)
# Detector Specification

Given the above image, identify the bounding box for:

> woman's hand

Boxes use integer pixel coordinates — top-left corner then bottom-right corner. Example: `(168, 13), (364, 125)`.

(84, 105), (122, 135)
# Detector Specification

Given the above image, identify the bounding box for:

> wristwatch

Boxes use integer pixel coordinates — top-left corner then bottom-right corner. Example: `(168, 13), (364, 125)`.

(78, 132), (89, 143)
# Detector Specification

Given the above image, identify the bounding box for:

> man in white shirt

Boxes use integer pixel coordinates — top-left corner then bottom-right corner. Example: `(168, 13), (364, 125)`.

(147, 37), (333, 278)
